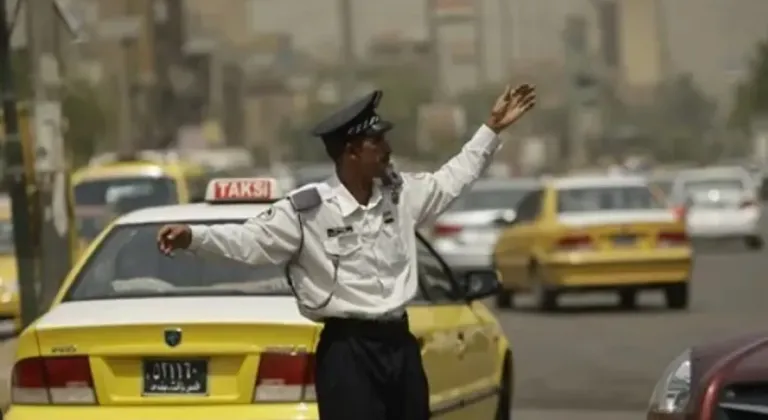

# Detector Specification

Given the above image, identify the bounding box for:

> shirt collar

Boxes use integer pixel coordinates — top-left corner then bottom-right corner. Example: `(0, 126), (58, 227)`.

(328, 173), (383, 217)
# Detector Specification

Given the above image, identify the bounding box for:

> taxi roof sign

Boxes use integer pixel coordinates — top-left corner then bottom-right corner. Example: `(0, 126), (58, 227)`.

(205, 178), (281, 203)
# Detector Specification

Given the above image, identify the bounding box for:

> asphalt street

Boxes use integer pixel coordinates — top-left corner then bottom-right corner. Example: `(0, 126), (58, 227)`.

(495, 232), (768, 413)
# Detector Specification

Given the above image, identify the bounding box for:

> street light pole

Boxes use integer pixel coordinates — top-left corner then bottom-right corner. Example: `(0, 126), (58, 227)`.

(27, 0), (73, 312)
(0, 0), (43, 327)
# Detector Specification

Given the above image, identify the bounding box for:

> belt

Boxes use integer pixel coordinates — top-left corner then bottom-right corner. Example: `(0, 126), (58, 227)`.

(322, 313), (410, 340)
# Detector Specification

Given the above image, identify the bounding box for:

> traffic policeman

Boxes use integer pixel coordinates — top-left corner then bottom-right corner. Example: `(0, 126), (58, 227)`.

(157, 83), (536, 420)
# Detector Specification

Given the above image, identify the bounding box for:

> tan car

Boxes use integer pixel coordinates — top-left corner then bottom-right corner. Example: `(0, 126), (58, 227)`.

(492, 174), (692, 311)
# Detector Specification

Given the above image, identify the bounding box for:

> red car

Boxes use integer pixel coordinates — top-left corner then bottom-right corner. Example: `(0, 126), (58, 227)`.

(647, 332), (768, 420)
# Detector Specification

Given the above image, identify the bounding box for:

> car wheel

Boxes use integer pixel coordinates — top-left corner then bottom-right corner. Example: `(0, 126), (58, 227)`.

(745, 235), (764, 251)
(531, 267), (558, 312)
(495, 289), (515, 309)
(495, 352), (512, 420)
(618, 289), (638, 309)
(664, 283), (689, 310)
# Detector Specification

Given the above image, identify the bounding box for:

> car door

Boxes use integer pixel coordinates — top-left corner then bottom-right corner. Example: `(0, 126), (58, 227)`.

(408, 235), (500, 419)
(497, 189), (543, 285)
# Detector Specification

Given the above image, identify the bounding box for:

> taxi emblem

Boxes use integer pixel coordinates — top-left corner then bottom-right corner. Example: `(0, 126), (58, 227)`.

(164, 328), (182, 347)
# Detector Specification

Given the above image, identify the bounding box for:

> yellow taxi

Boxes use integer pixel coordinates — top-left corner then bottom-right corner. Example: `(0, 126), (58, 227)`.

(492, 174), (692, 311)
(0, 196), (19, 323)
(71, 152), (211, 258)
(6, 177), (512, 420)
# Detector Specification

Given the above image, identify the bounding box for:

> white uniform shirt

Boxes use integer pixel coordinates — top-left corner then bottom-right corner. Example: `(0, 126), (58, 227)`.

(188, 125), (500, 321)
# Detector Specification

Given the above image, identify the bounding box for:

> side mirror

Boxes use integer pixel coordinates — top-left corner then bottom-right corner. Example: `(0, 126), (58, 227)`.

(493, 209), (517, 226)
(463, 270), (501, 301)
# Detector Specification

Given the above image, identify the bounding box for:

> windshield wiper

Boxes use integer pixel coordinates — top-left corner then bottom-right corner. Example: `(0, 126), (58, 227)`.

(73, 289), (254, 301)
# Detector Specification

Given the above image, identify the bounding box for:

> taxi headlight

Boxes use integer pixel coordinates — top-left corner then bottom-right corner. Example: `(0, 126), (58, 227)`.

(649, 348), (691, 414)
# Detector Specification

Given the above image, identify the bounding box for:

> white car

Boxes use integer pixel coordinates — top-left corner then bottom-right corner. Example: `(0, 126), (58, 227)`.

(431, 178), (540, 277)
(670, 166), (763, 249)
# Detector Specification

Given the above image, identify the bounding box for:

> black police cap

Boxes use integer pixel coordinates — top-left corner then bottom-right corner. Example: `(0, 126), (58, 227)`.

(310, 90), (393, 142)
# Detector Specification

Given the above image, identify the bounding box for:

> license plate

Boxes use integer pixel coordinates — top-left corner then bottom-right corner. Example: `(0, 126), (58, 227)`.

(142, 359), (208, 396)
(613, 234), (637, 246)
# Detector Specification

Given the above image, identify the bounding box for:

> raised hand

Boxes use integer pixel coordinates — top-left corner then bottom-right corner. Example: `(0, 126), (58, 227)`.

(486, 83), (536, 133)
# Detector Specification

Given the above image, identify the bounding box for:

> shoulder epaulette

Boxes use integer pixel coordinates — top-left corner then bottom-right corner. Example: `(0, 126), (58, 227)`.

(288, 187), (322, 212)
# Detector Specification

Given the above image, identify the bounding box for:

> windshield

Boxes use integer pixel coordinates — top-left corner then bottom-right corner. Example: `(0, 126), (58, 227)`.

(73, 177), (179, 239)
(652, 179), (674, 196)
(682, 178), (745, 194)
(64, 221), (289, 302)
(0, 220), (14, 255)
(557, 186), (663, 213)
(450, 187), (530, 211)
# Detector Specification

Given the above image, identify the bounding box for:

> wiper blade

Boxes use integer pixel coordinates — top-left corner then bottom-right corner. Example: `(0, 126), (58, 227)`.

(101, 289), (253, 299)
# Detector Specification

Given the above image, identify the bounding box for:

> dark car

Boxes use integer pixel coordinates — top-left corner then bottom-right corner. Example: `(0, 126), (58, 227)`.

(647, 332), (768, 420)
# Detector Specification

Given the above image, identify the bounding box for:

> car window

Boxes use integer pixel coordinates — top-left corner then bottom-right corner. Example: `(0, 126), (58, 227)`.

(449, 187), (531, 211)
(557, 186), (662, 213)
(74, 177), (179, 206)
(64, 220), (289, 302)
(414, 236), (459, 303)
(681, 178), (746, 194)
(73, 177), (179, 239)
(0, 220), (13, 255)
(515, 189), (543, 222)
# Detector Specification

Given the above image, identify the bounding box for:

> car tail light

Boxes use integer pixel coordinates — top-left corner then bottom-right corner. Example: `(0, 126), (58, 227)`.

(254, 352), (315, 402)
(433, 223), (462, 238)
(672, 206), (688, 222)
(12, 356), (96, 405)
(557, 234), (593, 251)
(658, 232), (688, 247)
(740, 199), (756, 209)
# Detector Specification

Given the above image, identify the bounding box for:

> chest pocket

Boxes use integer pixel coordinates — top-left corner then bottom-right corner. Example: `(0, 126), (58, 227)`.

(378, 220), (408, 270)
(323, 233), (363, 265)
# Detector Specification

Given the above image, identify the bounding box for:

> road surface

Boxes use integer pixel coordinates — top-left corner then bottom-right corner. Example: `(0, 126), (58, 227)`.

(496, 239), (768, 412)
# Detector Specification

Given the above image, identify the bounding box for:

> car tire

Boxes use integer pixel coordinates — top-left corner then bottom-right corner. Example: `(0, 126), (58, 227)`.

(618, 289), (637, 309)
(495, 289), (514, 309)
(745, 235), (764, 251)
(664, 283), (689, 310)
(495, 352), (512, 420)
(531, 267), (558, 312)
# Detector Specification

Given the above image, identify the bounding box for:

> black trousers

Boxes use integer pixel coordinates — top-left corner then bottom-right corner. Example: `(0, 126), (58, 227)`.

(315, 315), (430, 420)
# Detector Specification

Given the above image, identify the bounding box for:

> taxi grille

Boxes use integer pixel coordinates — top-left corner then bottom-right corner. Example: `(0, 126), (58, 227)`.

(717, 382), (768, 420)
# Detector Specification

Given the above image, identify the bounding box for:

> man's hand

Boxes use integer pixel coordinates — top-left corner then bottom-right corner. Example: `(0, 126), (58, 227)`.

(486, 83), (536, 133)
(157, 224), (192, 256)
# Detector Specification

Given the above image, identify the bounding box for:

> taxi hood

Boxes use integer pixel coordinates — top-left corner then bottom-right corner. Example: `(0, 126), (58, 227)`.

(35, 296), (315, 330)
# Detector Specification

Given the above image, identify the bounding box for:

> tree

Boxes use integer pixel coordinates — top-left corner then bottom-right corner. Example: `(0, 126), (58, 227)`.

(288, 62), (433, 162)
(730, 39), (768, 131)
(622, 73), (717, 162)
(61, 80), (113, 167)
(11, 49), (112, 167)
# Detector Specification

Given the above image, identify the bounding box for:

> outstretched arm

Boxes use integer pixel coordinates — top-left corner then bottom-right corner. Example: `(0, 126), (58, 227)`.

(405, 125), (501, 225)
(405, 84), (536, 225)
(188, 199), (301, 266)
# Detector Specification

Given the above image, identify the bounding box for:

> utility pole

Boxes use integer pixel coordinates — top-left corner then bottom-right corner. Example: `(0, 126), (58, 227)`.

(563, 14), (601, 169)
(338, 0), (355, 103)
(425, 0), (444, 100)
(26, 0), (73, 313)
(117, 38), (134, 156)
(1, 0), (43, 328)
(498, 0), (512, 77)
(472, 0), (487, 87)
(98, 16), (141, 155)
